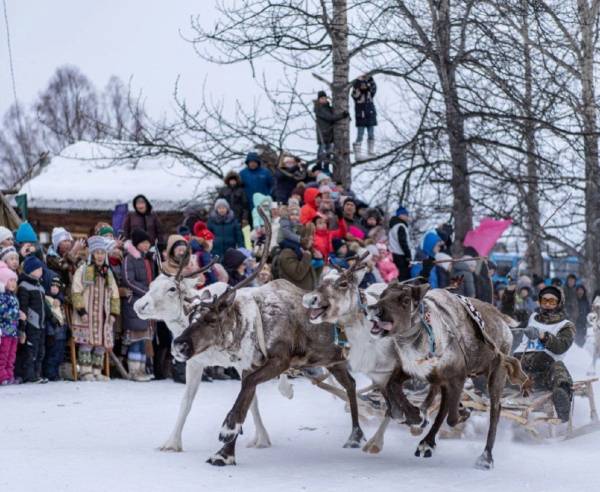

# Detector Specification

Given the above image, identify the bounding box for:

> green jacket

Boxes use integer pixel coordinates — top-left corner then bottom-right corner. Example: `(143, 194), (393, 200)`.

(278, 248), (322, 291)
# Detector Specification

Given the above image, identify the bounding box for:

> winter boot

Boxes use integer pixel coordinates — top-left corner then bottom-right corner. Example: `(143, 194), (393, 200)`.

(353, 142), (363, 160)
(92, 352), (108, 381)
(367, 139), (376, 157)
(93, 367), (109, 382)
(552, 386), (572, 423)
(79, 365), (95, 382)
(130, 361), (152, 382)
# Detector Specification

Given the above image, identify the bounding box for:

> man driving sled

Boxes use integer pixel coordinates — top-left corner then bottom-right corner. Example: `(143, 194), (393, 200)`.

(514, 286), (575, 422)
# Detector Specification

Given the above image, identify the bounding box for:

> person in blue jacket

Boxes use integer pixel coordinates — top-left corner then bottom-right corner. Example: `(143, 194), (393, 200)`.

(239, 152), (274, 225)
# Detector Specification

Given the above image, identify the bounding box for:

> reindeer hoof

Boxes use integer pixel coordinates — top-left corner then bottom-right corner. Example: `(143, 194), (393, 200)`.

(219, 422), (242, 443)
(362, 439), (382, 454)
(415, 441), (435, 458)
(475, 452), (494, 470)
(159, 443), (183, 452)
(246, 434), (272, 449)
(343, 427), (366, 448)
(207, 453), (236, 467)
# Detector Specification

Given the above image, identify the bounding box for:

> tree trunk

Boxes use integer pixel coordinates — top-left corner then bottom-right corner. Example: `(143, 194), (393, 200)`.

(331, 0), (351, 188)
(433, 0), (473, 252)
(521, 2), (544, 275)
(579, 0), (600, 293)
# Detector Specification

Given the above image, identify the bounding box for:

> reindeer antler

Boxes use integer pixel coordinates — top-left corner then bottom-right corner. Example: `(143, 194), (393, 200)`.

(334, 250), (370, 286)
(208, 206), (272, 309)
(180, 256), (220, 280)
(155, 240), (164, 273)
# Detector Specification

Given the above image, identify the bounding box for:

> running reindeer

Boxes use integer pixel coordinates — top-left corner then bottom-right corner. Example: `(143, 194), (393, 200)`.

(302, 254), (433, 455)
(172, 210), (365, 466)
(368, 282), (529, 469)
(134, 237), (275, 452)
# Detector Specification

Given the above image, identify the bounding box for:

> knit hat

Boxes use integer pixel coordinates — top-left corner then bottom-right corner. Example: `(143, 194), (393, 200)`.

(348, 225), (366, 240)
(88, 235), (109, 253)
(222, 248), (247, 271)
(316, 173), (331, 184)
(0, 226), (13, 244)
(0, 246), (18, 261)
(15, 222), (37, 244)
(0, 260), (17, 287)
(245, 152), (262, 166)
(177, 225), (191, 237)
(214, 198), (230, 211)
(131, 229), (151, 248)
(193, 221), (215, 241)
(318, 185), (332, 194)
(395, 206), (409, 217)
(51, 227), (73, 251)
(23, 255), (44, 275)
(317, 90), (327, 98)
(332, 238), (346, 253)
(98, 225), (114, 237)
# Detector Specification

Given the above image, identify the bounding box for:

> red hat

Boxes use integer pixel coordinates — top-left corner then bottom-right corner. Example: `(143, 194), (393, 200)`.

(193, 221), (215, 241)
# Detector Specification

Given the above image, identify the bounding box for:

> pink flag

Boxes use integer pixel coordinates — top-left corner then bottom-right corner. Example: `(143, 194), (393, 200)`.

(463, 217), (513, 257)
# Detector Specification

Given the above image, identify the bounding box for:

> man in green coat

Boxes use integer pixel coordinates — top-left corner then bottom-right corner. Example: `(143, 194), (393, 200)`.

(278, 224), (323, 291)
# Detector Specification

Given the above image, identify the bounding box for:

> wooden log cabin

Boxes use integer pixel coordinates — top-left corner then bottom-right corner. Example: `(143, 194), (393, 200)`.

(17, 141), (219, 242)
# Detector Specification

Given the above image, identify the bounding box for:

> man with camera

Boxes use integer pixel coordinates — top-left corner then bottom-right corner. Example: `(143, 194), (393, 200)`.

(351, 74), (377, 159)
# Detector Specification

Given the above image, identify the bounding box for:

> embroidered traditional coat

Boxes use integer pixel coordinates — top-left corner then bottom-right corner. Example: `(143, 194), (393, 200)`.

(71, 264), (120, 349)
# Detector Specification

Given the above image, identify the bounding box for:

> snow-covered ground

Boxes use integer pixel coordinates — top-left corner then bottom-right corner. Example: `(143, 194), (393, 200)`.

(1, 348), (599, 492)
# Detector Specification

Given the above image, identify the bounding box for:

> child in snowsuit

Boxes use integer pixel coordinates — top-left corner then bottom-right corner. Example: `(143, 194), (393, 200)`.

(514, 285), (575, 422)
(0, 261), (20, 384)
(43, 275), (68, 381)
(16, 255), (49, 383)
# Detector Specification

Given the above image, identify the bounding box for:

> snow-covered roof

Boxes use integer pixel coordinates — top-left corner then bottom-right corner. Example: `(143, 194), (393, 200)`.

(18, 141), (219, 212)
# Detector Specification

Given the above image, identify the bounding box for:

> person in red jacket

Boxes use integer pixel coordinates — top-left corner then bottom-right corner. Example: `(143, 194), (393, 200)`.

(312, 213), (345, 262)
(300, 188), (321, 225)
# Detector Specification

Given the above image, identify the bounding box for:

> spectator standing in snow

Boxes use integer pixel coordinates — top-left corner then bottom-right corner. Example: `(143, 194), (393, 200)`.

(123, 194), (164, 246)
(0, 261), (20, 385)
(351, 75), (377, 159)
(575, 284), (590, 347)
(122, 230), (155, 382)
(71, 237), (120, 382)
(16, 255), (48, 384)
(314, 90), (349, 174)
(42, 275), (68, 381)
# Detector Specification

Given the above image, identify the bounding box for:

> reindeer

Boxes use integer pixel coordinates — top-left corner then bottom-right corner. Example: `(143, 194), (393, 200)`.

(134, 253), (275, 452)
(172, 210), (365, 466)
(302, 255), (431, 455)
(586, 296), (600, 375)
(369, 283), (528, 469)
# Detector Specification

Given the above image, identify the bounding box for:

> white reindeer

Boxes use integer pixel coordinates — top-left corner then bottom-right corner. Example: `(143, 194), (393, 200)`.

(134, 274), (277, 451)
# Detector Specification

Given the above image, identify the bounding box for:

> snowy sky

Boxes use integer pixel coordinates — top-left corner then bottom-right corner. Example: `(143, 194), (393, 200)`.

(0, 0), (277, 117)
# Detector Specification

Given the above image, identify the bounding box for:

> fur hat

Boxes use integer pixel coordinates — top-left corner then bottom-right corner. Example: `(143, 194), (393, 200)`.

(0, 226), (13, 244)
(0, 260), (17, 287)
(131, 229), (151, 248)
(51, 227), (73, 252)
(193, 221), (215, 241)
(23, 255), (44, 275)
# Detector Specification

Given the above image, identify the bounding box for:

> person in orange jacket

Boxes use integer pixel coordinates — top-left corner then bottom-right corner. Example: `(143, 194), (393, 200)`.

(300, 188), (321, 224)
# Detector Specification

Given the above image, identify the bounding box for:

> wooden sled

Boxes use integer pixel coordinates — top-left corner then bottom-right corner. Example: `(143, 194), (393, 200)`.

(456, 378), (599, 440)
